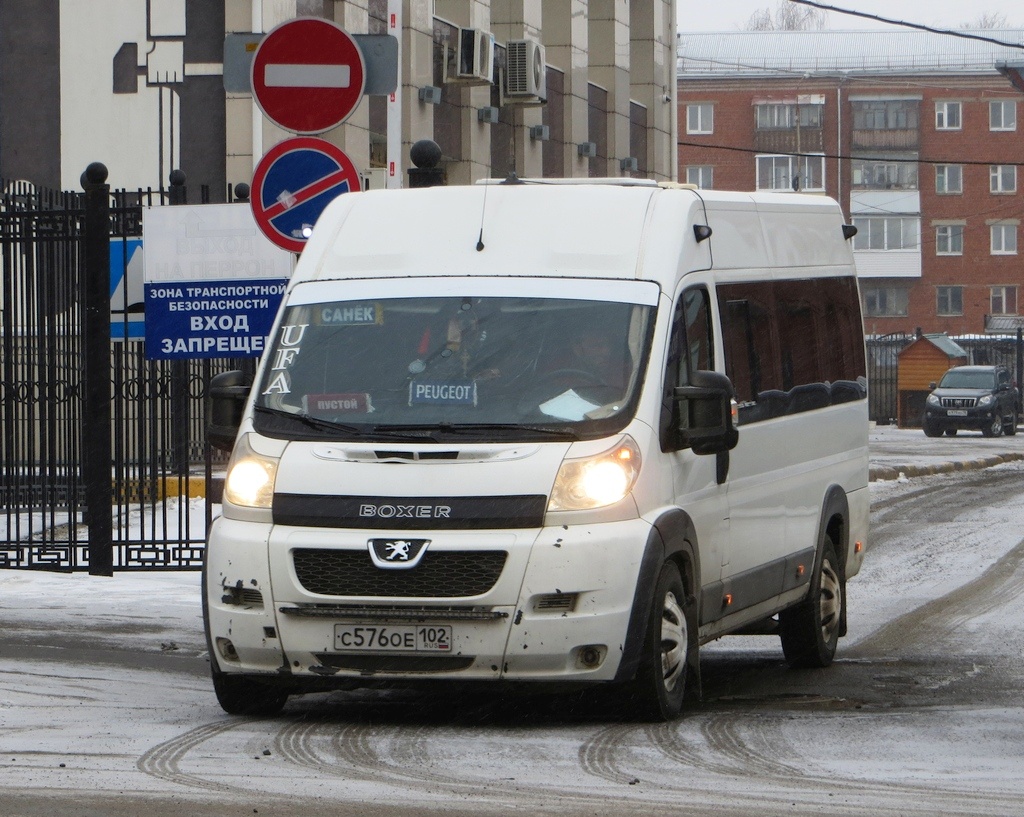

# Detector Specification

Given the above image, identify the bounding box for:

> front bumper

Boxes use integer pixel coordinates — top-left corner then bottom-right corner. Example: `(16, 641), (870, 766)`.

(924, 406), (998, 428)
(204, 515), (653, 685)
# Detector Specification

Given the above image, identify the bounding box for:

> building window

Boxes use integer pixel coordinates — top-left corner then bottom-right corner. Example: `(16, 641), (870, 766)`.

(862, 286), (909, 317)
(991, 286), (1018, 315)
(990, 165), (1017, 194)
(754, 103), (823, 129)
(852, 216), (920, 251)
(756, 154), (825, 191)
(852, 100), (919, 130)
(687, 103), (713, 134)
(936, 286), (963, 316)
(686, 165), (713, 188)
(936, 225), (964, 255)
(990, 100), (1016, 131)
(935, 101), (962, 130)
(935, 164), (962, 194)
(851, 158), (917, 190)
(991, 224), (1018, 254)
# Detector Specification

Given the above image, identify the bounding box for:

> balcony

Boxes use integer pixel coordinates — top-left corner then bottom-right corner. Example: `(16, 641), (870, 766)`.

(753, 128), (823, 154)
(851, 129), (919, 151)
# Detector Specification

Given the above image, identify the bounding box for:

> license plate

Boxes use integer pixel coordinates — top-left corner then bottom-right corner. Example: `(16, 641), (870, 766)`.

(334, 624), (452, 653)
(948, 409), (968, 417)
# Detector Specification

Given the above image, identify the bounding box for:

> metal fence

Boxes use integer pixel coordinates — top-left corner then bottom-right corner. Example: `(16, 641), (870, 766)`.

(1, 177), (239, 571)
(3, 178), (1021, 569)
(866, 333), (1024, 425)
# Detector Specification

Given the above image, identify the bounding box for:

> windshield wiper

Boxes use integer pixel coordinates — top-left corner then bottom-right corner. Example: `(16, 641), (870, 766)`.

(254, 406), (366, 436)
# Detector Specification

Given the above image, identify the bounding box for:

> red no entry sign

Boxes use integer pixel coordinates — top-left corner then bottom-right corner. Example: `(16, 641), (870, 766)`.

(251, 17), (366, 134)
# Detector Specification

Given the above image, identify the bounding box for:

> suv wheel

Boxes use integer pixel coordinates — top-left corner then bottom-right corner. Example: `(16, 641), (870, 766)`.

(1005, 412), (1018, 436)
(944, 428), (957, 437)
(923, 421), (942, 438)
(982, 415), (1004, 437)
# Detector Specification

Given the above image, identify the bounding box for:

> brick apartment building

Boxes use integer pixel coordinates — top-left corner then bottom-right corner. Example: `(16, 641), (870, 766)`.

(677, 29), (1024, 338)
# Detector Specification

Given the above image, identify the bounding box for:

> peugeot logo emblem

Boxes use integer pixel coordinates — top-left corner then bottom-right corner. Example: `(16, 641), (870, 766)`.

(368, 538), (430, 569)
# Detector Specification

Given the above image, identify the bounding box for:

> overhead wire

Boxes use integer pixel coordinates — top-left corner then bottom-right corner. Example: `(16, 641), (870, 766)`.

(786, 0), (1024, 49)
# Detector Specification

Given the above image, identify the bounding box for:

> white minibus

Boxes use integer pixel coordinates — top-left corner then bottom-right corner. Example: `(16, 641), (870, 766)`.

(204, 179), (869, 720)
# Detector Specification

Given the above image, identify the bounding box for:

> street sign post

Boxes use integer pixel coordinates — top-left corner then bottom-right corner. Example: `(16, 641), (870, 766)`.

(250, 17), (366, 134)
(250, 136), (362, 253)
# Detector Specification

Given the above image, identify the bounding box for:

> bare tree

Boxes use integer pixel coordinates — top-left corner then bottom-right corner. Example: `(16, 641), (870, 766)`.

(745, 1), (829, 31)
(961, 12), (1011, 29)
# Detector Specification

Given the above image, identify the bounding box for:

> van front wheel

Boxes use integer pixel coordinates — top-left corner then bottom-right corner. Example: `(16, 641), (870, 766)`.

(779, 535), (843, 668)
(212, 671), (289, 716)
(626, 562), (690, 721)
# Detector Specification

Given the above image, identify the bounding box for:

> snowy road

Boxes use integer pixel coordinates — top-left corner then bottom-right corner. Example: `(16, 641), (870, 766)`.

(2, 455), (1024, 816)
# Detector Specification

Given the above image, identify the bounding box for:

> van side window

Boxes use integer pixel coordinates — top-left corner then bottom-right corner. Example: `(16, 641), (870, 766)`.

(676, 287), (713, 383)
(719, 277), (866, 423)
(661, 287), (714, 446)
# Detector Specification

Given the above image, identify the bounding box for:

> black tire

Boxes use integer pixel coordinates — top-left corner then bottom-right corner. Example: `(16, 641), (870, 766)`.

(779, 535), (843, 669)
(923, 421), (942, 438)
(982, 415), (1004, 437)
(1004, 412), (1018, 436)
(202, 560), (289, 716)
(944, 428), (957, 437)
(212, 670), (289, 716)
(626, 562), (691, 721)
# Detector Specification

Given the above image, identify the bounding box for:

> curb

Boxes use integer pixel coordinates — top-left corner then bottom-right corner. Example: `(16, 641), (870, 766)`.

(869, 452), (1024, 482)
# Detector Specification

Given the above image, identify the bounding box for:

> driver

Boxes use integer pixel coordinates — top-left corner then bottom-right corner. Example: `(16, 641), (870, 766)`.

(544, 326), (628, 391)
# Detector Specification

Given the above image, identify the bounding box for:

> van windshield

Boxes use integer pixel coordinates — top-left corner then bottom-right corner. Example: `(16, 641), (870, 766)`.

(253, 292), (655, 442)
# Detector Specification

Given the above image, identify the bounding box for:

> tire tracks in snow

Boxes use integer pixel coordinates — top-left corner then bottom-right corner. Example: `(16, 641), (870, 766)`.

(136, 720), (252, 793)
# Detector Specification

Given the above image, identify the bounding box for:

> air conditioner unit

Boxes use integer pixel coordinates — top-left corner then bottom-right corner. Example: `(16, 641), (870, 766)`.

(506, 39), (546, 103)
(452, 27), (495, 84)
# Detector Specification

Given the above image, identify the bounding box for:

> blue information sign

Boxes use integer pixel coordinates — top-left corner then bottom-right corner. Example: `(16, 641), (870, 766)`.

(144, 278), (287, 360)
(251, 136), (362, 253)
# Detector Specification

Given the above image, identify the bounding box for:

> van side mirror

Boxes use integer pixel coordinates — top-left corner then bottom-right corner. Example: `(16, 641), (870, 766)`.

(929, 382), (937, 390)
(672, 370), (739, 455)
(207, 369), (253, 452)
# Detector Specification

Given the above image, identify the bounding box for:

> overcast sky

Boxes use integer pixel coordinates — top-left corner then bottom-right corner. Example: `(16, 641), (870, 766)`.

(678, 0), (1023, 32)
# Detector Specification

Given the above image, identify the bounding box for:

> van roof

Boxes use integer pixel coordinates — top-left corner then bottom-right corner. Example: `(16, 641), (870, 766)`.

(291, 181), (852, 286)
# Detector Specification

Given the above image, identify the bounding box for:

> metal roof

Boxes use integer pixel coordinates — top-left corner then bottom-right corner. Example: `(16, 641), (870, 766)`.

(918, 333), (968, 358)
(677, 29), (1024, 79)
(985, 315), (1024, 334)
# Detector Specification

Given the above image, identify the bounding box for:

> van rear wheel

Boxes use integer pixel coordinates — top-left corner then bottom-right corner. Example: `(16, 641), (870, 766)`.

(626, 562), (690, 721)
(779, 535), (843, 668)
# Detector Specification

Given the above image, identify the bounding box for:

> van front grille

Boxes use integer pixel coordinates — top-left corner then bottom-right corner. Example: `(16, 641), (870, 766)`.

(293, 548), (507, 598)
(941, 397), (977, 408)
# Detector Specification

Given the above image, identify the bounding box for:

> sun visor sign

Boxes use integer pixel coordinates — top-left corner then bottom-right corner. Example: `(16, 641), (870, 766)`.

(304, 392), (374, 415)
(316, 303), (382, 326)
(409, 380), (478, 406)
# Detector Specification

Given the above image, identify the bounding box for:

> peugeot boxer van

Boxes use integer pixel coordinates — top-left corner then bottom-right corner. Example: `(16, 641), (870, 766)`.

(204, 179), (869, 721)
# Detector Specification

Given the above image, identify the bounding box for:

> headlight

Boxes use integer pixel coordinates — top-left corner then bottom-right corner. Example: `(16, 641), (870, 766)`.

(548, 436), (641, 512)
(223, 434), (279, 509)
(978, 394), (994, 407)
(926, 393), (940, 406)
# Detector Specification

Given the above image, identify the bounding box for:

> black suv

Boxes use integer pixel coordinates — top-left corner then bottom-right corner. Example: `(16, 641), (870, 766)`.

(923, 365), (1020, 437)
